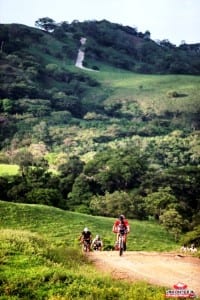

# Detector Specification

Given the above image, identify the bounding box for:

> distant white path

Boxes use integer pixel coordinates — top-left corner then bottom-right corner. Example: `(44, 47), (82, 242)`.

(75, 37), (98, 72)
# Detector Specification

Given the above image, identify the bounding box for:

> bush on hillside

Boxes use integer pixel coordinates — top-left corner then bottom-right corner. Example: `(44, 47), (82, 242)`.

(181, 226), (200, 247)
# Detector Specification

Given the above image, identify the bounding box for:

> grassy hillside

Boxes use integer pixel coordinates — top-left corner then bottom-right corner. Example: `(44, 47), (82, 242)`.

(89, 68), (200, 123)
(0, 22), (200, 157)
(1, 67), (199, 160)
(0, 201), (179, 299)
(0, 200), (177, 251)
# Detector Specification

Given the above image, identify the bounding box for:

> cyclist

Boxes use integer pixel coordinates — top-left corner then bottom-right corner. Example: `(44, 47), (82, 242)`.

(91, 234), (103, 251)
(79, 227), (92, 251)
(112, 215), (130, 251)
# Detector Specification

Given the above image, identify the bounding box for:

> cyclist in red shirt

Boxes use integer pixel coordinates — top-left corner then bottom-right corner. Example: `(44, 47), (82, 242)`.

(112, 215), (130, 250)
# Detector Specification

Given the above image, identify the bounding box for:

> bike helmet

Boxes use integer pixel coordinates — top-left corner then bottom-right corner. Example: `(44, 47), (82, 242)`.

(84, 227), (88, 232)
(96, 235), (100, 239)
(119, 214), (125, 221)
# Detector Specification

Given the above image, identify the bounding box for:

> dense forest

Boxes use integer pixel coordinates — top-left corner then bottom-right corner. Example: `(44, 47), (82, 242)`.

(0, 19), (199, 245)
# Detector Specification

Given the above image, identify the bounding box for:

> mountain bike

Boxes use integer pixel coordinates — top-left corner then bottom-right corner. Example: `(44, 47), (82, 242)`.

(118, 230), (126, 256)
(82, 239), (91, 252)
(92, 241), (103, 251)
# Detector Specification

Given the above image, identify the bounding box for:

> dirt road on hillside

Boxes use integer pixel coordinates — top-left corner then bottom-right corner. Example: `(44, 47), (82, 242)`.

(88, 251), (200, 295)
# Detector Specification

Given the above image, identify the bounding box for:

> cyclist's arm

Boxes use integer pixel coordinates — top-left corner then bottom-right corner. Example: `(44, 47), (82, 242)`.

(91, 238), (96, 245)
(126, 223), (130, 233)
(112, 222), (118, 232)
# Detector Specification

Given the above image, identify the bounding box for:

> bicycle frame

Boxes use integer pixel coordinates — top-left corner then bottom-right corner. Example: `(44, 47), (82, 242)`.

(92, 242), (102, 251)
(82, 239), (90, 252)
(118, 232), (125, 256)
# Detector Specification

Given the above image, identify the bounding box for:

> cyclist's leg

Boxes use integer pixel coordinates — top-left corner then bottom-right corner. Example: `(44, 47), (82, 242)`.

(82, 239), (86, 251)
(123, 234), (127, 251)
(88, 239), (91, 251)
(117, 232), (120, 242)
(114, 233), (119, 250)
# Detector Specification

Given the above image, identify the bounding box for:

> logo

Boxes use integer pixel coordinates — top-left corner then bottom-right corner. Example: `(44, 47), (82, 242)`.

(165, 282), (196, 298)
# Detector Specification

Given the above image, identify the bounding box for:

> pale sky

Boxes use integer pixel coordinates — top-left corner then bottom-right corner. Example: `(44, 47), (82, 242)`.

(0, 0), (199, 45)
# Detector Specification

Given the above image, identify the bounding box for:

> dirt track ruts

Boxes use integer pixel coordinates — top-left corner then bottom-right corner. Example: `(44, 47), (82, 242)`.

(88, 251), (200, 295)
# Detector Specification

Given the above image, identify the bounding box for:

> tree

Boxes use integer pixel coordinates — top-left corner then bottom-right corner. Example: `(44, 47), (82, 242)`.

(58, 156), (85, 198)
(129, 193), (147, 220)
(68, 174), (93, 212)
(14, 150), (34, 176)
(2, 98), (14, 113)
(26, 188), (63, 207)
(0, 177), (9, 200)
(90, 191), (133, 217)
(7, 181), (30, 203)
(144, 30), (151, 39)
(84, 148), (147, 193)
(35, 18), (57, 32)
(160, 209), (187, 241)
(58, 156), (84, 178)
(18, 98), (51, 117)
(8, 82), (38, 99)
(32, 121), (51, 144)
(144, 187), (177, 220)
(24, 158), (50, 187)
(181, 225), (200, 247)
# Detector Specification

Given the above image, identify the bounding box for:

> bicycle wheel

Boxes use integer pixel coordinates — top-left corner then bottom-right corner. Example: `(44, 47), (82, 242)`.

(83, 241), (89, 252)
(119, 235), (123, 256)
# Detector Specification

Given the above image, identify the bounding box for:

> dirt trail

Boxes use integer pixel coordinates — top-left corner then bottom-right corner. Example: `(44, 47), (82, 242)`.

(88, 251), (200, 295)
(75, 37), (97, 72)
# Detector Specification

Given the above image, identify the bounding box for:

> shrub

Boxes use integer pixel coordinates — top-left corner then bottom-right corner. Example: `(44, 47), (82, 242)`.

(167, 91), (181, 98)
(181, 225), (200, 247)
(26, 188), (63, 207)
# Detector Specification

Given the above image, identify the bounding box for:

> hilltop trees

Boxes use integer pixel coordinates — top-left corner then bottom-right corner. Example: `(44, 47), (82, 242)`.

(1, 20), (200, 76)
(35, 17), (57, 32)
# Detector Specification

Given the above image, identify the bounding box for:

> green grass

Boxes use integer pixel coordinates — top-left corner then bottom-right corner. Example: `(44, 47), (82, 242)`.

(0, 200), (183, 300)
(91, 68), (200, 114)
(44, 68), (200, 162)
(0, 200), (177, 251)
(0, 164), (19, 176)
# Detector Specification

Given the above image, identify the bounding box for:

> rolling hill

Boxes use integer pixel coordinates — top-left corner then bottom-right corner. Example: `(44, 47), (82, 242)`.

(1, 200), (186, 299)
(0, 20), (199, 244)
